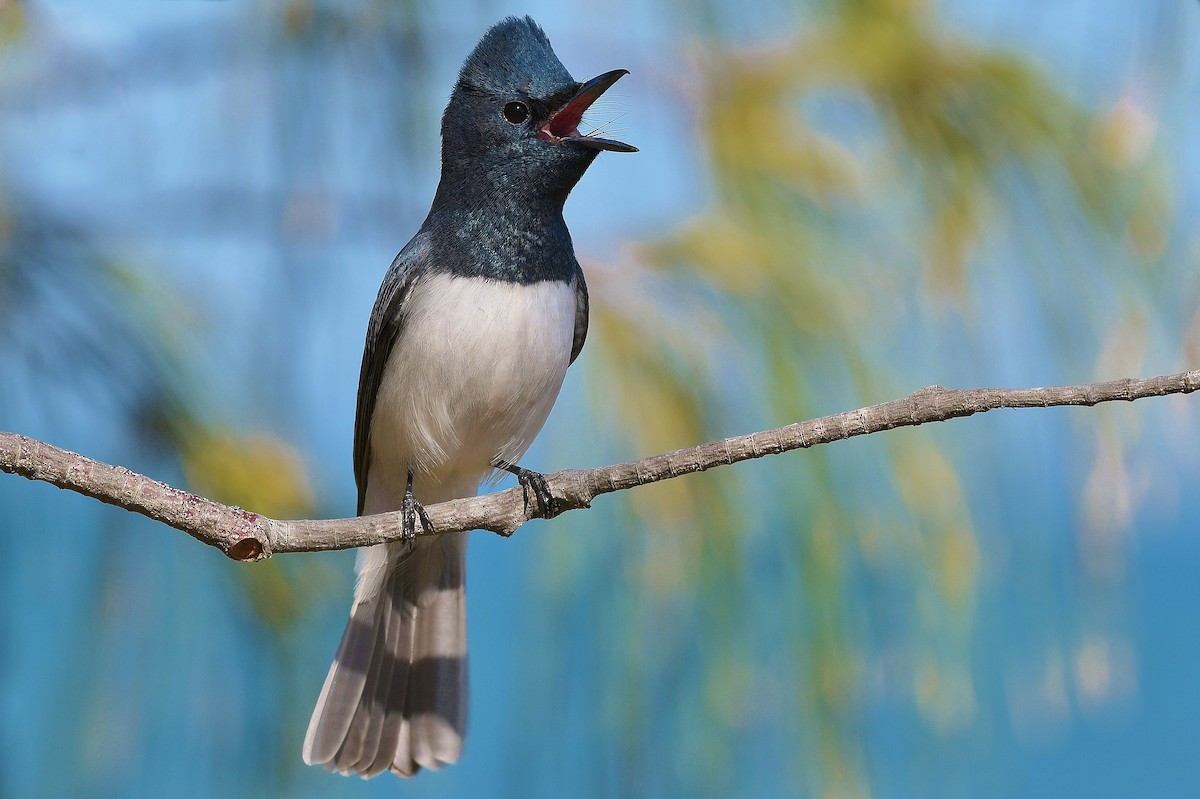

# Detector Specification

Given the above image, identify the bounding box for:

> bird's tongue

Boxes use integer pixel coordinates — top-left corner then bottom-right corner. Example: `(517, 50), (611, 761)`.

(546, 95), (590, 138)
(545, 69), (629, 139)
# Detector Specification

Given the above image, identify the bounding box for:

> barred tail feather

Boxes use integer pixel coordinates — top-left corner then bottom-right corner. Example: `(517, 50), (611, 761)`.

(304, 532), (468, 777)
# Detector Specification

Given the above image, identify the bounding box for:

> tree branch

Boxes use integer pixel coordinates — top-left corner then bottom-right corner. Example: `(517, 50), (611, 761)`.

(3, 370), (1197, 561)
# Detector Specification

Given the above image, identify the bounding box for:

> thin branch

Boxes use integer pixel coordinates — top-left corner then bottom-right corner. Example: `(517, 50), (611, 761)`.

(3, 370), (1197, 561)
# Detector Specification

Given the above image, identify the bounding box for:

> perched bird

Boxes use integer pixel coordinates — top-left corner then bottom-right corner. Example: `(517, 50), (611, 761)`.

(303, 16), (635, 778)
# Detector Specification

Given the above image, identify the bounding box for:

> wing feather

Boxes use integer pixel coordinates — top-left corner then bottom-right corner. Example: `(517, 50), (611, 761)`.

(354, 233), (431, 515)
(569, 262), (589, 365)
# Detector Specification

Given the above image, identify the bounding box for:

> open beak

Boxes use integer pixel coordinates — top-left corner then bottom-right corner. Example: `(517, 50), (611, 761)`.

(540, 69), (638, 153)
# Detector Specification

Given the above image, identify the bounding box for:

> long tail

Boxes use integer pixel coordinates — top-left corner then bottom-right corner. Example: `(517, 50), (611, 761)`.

(303, 532), (468, 777)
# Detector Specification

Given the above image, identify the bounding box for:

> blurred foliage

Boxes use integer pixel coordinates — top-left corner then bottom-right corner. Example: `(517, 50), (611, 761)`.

(180, 426), (314, 520)
(0, 32), (320, 774)
(181, 425), (318, 629)
(576, 0), (1167, 796)
(0, 188), (316, 523)
(0, 0), (23, 48)
(1, 1), (1193, 798)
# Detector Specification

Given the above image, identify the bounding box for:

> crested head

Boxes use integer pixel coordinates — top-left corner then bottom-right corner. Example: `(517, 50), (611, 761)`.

(456, 16), (574, 102)
(434, 17), (635, 210)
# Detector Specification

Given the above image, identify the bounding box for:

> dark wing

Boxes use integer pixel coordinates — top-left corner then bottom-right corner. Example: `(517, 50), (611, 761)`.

(570, 262), (589, 365)
(353, 232), (431, 515)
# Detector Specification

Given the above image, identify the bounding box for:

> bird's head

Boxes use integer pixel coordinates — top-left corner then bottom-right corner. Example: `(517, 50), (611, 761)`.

(439, 16), (636, 201)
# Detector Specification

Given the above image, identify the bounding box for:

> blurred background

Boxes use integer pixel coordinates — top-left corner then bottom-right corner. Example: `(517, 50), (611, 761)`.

(2, 1), (1198, 797)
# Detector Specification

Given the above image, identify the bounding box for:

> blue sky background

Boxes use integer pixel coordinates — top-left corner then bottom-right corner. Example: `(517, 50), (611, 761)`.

(2, 1), (1199, 797)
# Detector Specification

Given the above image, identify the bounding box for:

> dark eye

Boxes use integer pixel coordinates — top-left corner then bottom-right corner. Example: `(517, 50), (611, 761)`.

(502, 101), (530, 124)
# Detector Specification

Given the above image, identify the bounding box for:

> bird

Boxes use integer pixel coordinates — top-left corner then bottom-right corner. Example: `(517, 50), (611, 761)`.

(303, 16), (635, 778)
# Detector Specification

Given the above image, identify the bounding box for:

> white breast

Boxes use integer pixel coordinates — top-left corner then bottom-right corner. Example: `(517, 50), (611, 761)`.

(366, 272), (577, 508)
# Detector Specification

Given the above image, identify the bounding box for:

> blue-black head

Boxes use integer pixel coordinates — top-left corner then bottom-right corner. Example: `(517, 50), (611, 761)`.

(437, 16), (635, 206)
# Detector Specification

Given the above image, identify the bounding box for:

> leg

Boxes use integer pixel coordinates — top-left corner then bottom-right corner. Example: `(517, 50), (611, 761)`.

(493, 460), (557, 518)
(401, 467), (434, 541)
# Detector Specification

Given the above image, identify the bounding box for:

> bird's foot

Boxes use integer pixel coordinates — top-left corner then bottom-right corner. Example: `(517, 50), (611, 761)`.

(495, 461), (558, 518)
(400, 484), (434, 544)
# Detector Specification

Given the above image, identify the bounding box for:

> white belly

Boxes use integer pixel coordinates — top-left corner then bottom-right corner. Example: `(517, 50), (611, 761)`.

(364, 272), (577, 510)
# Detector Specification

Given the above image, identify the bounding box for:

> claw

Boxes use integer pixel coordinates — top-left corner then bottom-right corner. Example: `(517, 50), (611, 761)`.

(400, 468), (434, 544)
(494, 461), (558, 518)
(517, 467), (555, 517)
